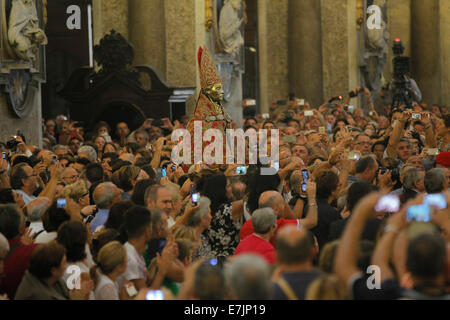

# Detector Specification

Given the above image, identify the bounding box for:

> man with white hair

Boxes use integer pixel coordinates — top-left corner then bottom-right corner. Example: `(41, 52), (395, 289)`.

(90, 182), (122, 232)
(234, 208), (277, 265)
(27, 197), (51, 237)
(77, 145), (97, 163)
(225, 254), (272, 300)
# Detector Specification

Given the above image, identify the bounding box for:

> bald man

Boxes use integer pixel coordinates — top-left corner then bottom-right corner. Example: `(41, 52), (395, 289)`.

(240, 189), (318, 244)
(271, 225), (321, 300)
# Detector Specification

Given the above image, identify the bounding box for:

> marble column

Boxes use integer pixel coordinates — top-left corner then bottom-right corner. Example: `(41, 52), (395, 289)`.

(438, 0), (450, 106)
(320, 0), (358, 100)
(258, 0), (289, 113)
(92, 0), (129, 44)
(129, 0), (167, 79)
(288, 0), (323, 108)
(411, 0), (449, 105)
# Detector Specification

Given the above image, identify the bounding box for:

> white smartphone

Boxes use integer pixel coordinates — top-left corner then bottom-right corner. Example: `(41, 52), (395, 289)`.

(348, 151), (361, 161)
(304, 110), (314, 116)
(297, 99), (305, 106)
(126, 283), (138, 297)
(375, 194), (400, 213)
(424, 194), (447, 209)
(262, 113), (270, 119)
(428, 148), (439, 156)
(246, 99), (256, 106)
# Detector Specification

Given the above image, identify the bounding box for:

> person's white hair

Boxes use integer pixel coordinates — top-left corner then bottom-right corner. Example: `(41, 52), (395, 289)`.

(78, 145), (97, 162)
(225, 254), (272, 300)
(187, 197), (211, 227)
(0, 233), (9, 255)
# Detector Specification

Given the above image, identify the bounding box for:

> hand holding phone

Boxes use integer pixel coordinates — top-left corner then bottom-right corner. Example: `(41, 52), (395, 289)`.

(191, 193), (200, 206)
(375, 195), (400, 213)
(125, 283), (138, 297)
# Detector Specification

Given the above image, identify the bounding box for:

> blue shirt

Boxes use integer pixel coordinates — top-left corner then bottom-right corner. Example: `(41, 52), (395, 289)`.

(15, 189), (36, 205)
(90, 209), (109, 233)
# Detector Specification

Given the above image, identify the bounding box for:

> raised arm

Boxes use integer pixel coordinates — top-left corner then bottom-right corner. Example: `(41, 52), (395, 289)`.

(298, 181), (318, 229)
(335, 192), (382, 284)
(386, 111), (409, 158)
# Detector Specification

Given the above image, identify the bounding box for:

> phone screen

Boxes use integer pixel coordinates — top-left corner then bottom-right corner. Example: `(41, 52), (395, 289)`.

(126, 283), (138, 297)
(424, 194), (447, 209)
(407, 205), (431, 222)
(304, 111), (314, 116)
(348, 151), (361, 161)
(273, 161), (280, 171)
(57, 199), (66, 209)
(191, 193), (200, 205)
(302, 170), (309, 183)
(161, 168), (167, 178)
(236, 166), (247, 175)
(145, 290), (165, 300)
(301, 183), (307, 193)
(375, 195), (400, 213)
(2, 152), (5, 159)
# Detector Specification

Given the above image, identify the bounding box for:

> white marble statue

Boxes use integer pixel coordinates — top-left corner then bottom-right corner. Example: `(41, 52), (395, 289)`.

(219, 0), (244, 57)
(367, 0), (389, 53)
(8, 0), (48, 61)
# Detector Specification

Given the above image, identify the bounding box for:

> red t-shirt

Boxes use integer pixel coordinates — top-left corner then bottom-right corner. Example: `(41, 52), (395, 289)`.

(234, 234), (276, 265)
(240, 219), (298, 245)
(0, 239), (39, 299)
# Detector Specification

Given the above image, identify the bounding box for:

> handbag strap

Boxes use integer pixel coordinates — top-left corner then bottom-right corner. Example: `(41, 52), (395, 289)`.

(276, 277), (299, 300)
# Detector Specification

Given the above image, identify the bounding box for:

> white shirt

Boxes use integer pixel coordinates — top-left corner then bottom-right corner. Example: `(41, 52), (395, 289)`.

(168, 217), (176, 229)
(117, 242), (147, 289)
(29, 221), (44, 235)
(94, 271), (120, 300)
(35, 231), (57, 244)
(62, 261), (95, 300)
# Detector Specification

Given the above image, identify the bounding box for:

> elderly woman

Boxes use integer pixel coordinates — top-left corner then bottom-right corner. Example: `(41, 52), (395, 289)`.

(61, 180), (96, 217)
(172, 197), (213, 261)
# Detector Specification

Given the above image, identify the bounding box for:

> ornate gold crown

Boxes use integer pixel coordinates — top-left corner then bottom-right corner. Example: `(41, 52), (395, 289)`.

(198, 46), (222, 89)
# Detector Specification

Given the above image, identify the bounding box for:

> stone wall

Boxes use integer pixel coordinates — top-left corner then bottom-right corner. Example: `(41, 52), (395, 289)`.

(288, 0), (323, 108)
(258, 0), (289, 113)
(129, 0), (167, 79)
(0, 88), (42, 147)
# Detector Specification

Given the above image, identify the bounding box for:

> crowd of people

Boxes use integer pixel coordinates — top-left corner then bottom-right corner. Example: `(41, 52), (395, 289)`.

(1, 86), (450, 300)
